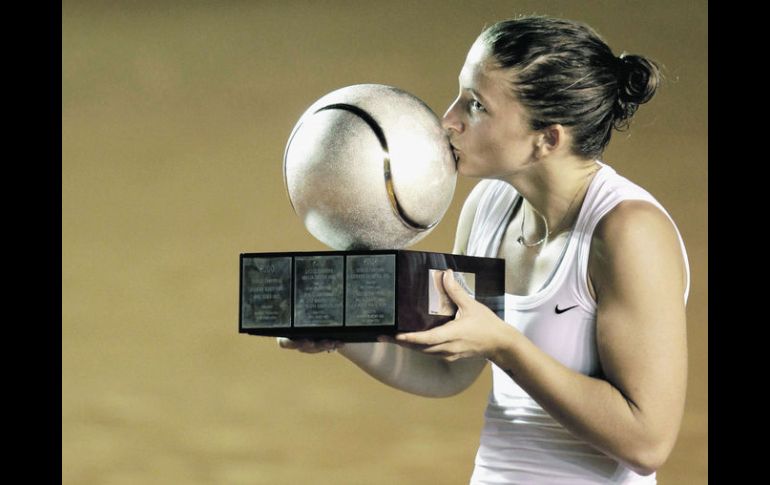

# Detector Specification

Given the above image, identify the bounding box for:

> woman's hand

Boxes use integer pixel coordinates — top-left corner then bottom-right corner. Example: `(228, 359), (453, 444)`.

(276, 337), (344, 354)
(395, 269), (511, 362)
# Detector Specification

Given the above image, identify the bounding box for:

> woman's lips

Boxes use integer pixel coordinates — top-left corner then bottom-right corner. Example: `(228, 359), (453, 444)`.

(450, 143), (460, 163)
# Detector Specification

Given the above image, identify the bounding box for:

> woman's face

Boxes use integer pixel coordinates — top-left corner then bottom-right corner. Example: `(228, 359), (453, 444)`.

(442, 39), (540, 179)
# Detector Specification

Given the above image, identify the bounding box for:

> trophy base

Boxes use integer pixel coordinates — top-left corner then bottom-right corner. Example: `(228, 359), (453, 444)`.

(239, 249), (504, 342)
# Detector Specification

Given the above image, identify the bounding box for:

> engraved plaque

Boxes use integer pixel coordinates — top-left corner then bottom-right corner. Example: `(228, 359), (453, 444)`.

(428, 269), (476, 316)
(241, 257), (292, 327)
(345, 254), (396, 326)
(239, 250), (504, 341)
(294, 255), (344, 326)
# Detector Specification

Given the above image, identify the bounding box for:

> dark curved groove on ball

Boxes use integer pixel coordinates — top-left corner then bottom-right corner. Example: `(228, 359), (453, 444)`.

(282, 118), (305, 217)
(315, 103), (431, 231)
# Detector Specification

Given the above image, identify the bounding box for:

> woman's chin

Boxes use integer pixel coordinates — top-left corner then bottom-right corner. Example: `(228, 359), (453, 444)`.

(457, 162), (484, 178)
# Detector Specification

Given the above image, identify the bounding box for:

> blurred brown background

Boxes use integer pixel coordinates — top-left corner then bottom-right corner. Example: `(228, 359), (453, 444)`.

(62, 1), (707, 483)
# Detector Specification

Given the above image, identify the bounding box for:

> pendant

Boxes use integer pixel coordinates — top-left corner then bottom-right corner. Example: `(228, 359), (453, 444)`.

(517, 234), (546, 247)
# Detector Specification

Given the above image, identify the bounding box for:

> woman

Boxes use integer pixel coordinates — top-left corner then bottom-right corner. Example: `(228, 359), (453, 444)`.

(281, 15), (689, 484)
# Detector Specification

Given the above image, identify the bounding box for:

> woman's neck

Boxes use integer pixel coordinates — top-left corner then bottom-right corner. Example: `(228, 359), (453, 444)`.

(506, 157), (600, 241)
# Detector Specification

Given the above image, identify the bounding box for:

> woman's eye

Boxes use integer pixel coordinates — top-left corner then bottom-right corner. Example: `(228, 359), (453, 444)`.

(469, 99), (485, 113)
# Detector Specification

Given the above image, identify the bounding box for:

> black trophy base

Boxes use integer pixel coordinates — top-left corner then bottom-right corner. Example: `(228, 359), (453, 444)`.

(239, 249), (504, 342)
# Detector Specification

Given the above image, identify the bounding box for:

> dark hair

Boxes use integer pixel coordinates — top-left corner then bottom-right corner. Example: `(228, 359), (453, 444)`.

(480, 16), (660, 158)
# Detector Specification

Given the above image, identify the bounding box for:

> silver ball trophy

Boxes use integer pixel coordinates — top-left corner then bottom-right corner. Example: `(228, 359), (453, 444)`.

(240, 84), (503, 341)
(284, 84), (456, 250)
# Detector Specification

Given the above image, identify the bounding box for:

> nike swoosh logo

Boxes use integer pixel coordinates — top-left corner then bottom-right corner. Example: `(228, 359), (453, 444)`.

(555, 304), (579, 314)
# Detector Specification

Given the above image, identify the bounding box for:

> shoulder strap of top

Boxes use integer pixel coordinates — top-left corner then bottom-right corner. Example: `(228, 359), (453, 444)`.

(467, 180), (520, 258)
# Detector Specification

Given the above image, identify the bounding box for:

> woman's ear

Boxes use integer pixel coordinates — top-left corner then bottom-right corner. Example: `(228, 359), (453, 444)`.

(535, 124), (566, 158)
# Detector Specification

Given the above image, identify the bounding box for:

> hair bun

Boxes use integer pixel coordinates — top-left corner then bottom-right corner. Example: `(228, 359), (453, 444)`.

(617, 54), (660, 105)
(614, 54), (661, 128)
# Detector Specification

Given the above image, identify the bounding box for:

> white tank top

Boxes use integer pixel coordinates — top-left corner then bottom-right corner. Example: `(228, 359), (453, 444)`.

(466, 162), (690, 484)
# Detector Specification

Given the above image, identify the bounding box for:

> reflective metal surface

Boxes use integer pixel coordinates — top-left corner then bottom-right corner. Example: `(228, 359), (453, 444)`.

(283, 84), (457, 249)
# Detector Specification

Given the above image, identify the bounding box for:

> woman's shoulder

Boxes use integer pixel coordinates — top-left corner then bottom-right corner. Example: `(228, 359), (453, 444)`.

(594, 199), (677, 240)
(581, 163), (671, 230)
(589, 198), (689, 302)
(589, 167), (681, 262)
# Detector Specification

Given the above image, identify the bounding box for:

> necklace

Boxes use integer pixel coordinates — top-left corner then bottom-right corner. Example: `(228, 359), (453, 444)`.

(517, 167), (599, 247)
(516, 207), (549, 247)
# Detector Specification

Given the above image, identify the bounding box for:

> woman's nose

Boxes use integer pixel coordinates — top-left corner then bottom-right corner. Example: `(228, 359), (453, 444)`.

(441, 100), (463, 134)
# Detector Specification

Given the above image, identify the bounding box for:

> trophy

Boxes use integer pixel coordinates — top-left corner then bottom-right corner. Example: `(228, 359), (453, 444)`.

(239, 84), (504, 341)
